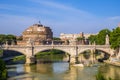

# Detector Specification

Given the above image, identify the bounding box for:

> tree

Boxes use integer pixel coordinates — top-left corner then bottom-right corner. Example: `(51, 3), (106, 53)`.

(0, 34), (6, 45)
(88, 29), (111, 45)
(0, 59), (7, 80)
(96, 29), (111, 45)
(53, 37), (61, 40)
(6, 34), (17, 45)
(76, 37), (83, 41)
(110, 27), (120, 49)
(76, 37), (85, 44)
(0, 34), (17, 45)
(88, 35), (97, 44)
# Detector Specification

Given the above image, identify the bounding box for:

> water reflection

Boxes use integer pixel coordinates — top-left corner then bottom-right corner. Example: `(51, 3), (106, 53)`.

(53, 62), (69, 73)
(7, 63), (120, 80)
(98, 64), (120, 80)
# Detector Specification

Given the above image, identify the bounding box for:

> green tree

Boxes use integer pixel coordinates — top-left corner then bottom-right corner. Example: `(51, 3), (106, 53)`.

(0, 34), (6, 45)
(88, 29), (111, 45)
(6, 34), (16, 40)
(110, 27), (120, 49)
(96, 29), (111, 45)
(88, 35), (97, 44)
(53, 37), (61, 40)
(76, 37), (83, 41)
(76, 37), (85, 44)
(6, 34), (16, 45)
(0, 34), (17, 45)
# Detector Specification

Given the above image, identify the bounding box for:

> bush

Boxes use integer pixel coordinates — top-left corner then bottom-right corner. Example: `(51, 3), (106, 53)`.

(96, 72), (106, 80)
(12, 55), (25, 62)
(96, 72), (112, 80)
(0, 50), (3, 56)
(0, 59), (7, 80)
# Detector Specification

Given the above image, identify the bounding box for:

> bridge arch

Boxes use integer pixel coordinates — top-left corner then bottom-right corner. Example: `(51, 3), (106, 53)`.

(34, 48), (71, 63)
(95, 48), (110, 55)
(3, 49), (26, 56)
(2, 49), (26, 64)
(34, 48), (71, 56)
(78, 48), (111, 55)
(78, 48), (92, 55)
(78, 48), (110, 61)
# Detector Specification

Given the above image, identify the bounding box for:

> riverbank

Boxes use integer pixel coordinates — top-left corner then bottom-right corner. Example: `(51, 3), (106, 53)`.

(104, 60), (120, 67)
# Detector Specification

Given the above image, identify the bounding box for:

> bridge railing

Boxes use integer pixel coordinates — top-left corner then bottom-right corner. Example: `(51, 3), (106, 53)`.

(1, 44), (111, 48)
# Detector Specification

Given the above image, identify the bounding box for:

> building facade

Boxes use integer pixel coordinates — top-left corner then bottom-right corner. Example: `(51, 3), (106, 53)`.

(60, 32), (96, 45)
(60, 32), (84, 40)
(17, 23), (53, 45)
(60, 32), (84, 45)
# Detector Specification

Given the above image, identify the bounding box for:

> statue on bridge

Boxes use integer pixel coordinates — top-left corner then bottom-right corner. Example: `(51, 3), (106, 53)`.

(105, 34), (110, 45)
(27, 38), (34, 46)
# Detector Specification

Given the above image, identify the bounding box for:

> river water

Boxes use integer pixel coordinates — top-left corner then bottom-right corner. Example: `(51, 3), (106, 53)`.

(7, 62), (120, 80)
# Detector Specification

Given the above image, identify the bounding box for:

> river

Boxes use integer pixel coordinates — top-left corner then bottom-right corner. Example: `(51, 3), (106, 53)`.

(7, 62), (120, 80)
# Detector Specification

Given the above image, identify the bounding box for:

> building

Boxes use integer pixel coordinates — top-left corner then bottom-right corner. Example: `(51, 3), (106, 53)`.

(60, 32), (96, 45)
(17, 23), (53, 45)
(60, 32), (84, 40)
(60, 32), (84, 45)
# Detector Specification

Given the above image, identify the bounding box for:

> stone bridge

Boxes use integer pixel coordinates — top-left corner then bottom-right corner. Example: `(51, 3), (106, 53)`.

(1, 44), (116, 65)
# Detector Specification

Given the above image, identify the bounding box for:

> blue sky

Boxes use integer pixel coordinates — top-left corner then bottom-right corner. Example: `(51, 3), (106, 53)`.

(0, 0), (120, 37)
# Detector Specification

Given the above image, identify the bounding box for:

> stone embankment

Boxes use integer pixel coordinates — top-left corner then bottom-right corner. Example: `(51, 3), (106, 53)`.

(104, 60), (120, 67)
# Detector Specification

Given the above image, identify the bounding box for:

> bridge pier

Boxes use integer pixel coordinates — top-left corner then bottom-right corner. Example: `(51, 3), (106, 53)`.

(69, 56), (80, 65)
(90, 49), (96, 64)
(69, 56), (76, 65)
(25, 56), (36, 66)
(75, 56), (79, 64)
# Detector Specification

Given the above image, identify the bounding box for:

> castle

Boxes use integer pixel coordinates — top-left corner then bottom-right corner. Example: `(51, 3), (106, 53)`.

(17, 23), (53, 45)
